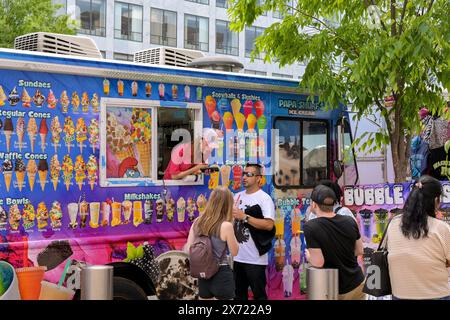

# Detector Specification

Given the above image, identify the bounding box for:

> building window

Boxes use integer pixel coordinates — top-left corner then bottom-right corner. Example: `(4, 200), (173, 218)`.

(151, 8), (177, 47)
(184, 14), (209, 52)
(186, 0), (209, 4)
(257, 0), (267, 16)
(272, 73), (294, 79)
(216, 20), (239, 56)
(114, 1), (143, 42)
(216, 0), (227, 8)
(100, 50), (106, 58)
(245, 26), (265, 59)
(76, 0), (106, 37)
(113, 52), (134, 61)
(273, 1), (293, 19)
(244, 69), (267, 76)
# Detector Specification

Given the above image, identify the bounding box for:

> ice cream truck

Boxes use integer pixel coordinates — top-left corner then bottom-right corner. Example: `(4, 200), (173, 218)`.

(0, 48), (359, 300)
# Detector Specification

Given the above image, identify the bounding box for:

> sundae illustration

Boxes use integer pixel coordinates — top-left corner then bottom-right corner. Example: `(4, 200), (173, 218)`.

(22, 203), (36, 230)
(0, 206), (7, 229)
(21, 88), (31, 107)
(36, 202), (49, 229)
(50, 201), (63, 229)
(47, 90), (58, 109)
(8, 87), (19, 106)
(33, 89), (45, 107)
(9, 204), (21, 231)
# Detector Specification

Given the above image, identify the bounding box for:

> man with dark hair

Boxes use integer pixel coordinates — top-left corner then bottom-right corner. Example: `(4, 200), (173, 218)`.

(304, 184), (366, 300)
(232, 163), (275, 300)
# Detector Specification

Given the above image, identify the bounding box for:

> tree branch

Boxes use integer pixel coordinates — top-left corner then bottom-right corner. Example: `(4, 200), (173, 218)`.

(366, 0), (389, 33)
(398, 0), (408, 35)
(427, 0), (435, 14)
(391, 0), (397, 36)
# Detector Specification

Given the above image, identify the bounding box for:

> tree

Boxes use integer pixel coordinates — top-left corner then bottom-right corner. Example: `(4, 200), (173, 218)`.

(0, 0), (77, 48)
(228, 0), (450, 182)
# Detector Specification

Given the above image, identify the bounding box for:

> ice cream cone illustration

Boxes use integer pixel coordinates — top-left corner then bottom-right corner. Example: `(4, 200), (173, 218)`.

(106, 112), (136, 162)
(33, 89), (45, 107)
(132, 81), (138, 97)
(88, 119), (99, 153)
(60, 90), (69, 113)
(46, 90), (58, 109)
(26, 160), (37, 192)
(231, 98), (241, 116)
(76, 118), (87, 153)
(3, 118), (13, 152)
(158, 83), (165, 98)
(235, 112), (245, 131)
(39, 118), (48, 152)
(118, 80), (124, 97)
(16, 117), (25, 151)
(8, 87), (19, 106)
(50, 201), (62, 229)
(223, 112), (234, 130)
(38, 159), (48, 191)
(205, 96), (216, 118)
(3, 160), (13, 192)
(27, 118), (37, 152)
(14, 159), (26, 191)
(62, 155), (73, 191)
(86, 155), (98, 190)
(255, 100), (265, 118)
(0, 85), (7, 106)
(50, 116), (63, 153)
(9, 204), (21, 231)
(36, 202), (49, 229)
(71, 91), (80, 113)
(81, 92), (89, 113)
(22, 204), (35, 230)
(243, 100), (253, 118)
(63, 116), (75, 153)
(246, 113), (257, 131)
(103, 79), (110, 96)
(91, 93), (100, 113)
(50, 155), (61, 191)
(21, 88), (31, 107)
(130, 109), (152, 177)
(74, 155), (86, 190)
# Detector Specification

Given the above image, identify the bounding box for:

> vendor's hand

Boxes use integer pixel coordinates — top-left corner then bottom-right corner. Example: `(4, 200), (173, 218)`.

(232, 207), (245, 221)
(195, 163), (209, 170)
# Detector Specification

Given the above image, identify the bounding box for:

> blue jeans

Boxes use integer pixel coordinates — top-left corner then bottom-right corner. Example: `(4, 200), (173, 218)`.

(392, 295), (450, 300)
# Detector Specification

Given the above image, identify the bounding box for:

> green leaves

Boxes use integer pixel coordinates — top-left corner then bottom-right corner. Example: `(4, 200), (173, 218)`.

(123, 242), (144, 262)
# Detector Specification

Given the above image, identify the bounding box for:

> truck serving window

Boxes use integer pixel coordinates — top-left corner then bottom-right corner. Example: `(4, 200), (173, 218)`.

(100, 98), (202, 186)
(274, 118), (329, 188)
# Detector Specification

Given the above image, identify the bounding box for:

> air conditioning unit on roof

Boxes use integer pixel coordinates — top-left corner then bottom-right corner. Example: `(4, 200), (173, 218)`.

(133, 47), (205, 67)
(14, 32), (102, 59)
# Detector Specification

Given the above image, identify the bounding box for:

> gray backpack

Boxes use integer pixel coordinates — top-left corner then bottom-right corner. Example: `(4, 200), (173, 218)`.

(189, 233), (226, 280)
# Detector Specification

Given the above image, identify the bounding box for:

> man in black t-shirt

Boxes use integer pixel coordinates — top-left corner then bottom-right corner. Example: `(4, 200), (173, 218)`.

(304, 185), (366, 300)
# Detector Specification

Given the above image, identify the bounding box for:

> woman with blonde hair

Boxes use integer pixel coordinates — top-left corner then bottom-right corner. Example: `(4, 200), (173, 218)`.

(185, 186), (239, 299)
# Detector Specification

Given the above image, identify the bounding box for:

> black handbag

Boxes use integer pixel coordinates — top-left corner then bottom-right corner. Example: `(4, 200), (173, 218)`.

(362, 219), (392, 297)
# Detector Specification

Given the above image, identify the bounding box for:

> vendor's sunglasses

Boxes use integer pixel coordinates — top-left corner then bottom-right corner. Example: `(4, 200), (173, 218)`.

(243, 172), (261, 177)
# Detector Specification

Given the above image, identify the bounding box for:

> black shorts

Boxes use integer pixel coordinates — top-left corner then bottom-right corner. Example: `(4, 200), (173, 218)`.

(198, 265), (235, 300)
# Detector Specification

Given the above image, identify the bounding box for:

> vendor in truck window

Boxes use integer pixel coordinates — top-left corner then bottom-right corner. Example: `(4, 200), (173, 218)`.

(163, 135), (215, 180)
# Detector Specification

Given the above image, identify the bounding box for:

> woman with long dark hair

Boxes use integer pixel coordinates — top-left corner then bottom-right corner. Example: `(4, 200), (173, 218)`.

(386, 175), (450, 300)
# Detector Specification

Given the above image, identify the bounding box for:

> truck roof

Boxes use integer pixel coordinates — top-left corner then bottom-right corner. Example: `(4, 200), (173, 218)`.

(0, 48), (310, 95)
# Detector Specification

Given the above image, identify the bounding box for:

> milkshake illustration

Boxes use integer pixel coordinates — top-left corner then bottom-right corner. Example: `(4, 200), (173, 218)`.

(156, 199), (164, 223)
(132, 81), (138, 97)
(196, 87), (202, 101)
(122, 200), (132, 224)
(275, 208), (285, 239)
(89, 202), (100, 228)
(145, 82), (151, 97)
(103, 79), (110, 96)
(117, 80), (124, 96)
(359, 209), (373, 242)
(111, 202), (122, 227)
(158, 83), (165, 98)
(282, 263), (294, 297)
(166, 198), (175, 222)
(101, 202), (111, 227)
(133, 201), (143, 227)
(172, 85), (178, 99)
(290, 235), (301, 269)
(67, 202), (78, 229)
(208, 167), (220, 190)
(374, 208), (389, 243)
(220, 165), (231, 187)
(144, 200), (153, 224)
(196, 194), (207, 215)
(274, 238), (286, 272)
(184, 85), (190, 100)
(176, 197), (186, 223)
(79, 199), (89, 228)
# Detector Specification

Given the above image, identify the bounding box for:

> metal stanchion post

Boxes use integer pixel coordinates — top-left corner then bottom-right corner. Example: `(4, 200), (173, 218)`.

(306, 267), (339, 300)
(80, 265), (114, 300)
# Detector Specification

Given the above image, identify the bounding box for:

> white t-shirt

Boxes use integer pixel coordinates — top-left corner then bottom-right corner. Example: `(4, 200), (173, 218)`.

(233, 189), (276, 265)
